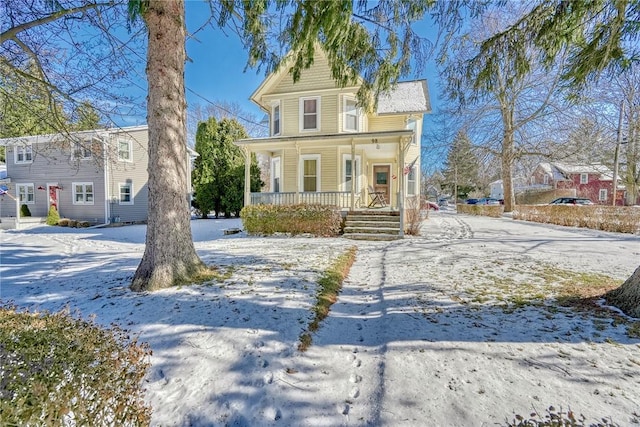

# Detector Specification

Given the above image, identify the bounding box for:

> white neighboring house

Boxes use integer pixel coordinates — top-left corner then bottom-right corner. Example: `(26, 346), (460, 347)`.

(489, 178), (528, 200)
(0, 126), (197, 229)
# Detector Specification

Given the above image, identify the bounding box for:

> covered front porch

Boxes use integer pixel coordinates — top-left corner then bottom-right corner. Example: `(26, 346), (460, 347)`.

(236, 130), (416, 212)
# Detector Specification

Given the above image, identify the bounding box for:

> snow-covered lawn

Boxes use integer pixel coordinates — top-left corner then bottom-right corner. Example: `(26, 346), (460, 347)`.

(1, 212), (639, 426)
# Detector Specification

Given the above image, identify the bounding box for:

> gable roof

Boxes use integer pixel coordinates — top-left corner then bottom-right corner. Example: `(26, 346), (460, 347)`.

(376, 80), (431, 115)
(0, 125), (149, 146)
(538, 162), (614, 181)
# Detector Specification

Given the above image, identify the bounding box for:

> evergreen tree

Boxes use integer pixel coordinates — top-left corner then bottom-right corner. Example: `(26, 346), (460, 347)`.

(442, 131), (480, 200)
(192, 117), (261, 218)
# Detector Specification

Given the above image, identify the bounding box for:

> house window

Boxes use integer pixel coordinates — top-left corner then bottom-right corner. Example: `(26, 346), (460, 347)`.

(73, 182), (94, 205)
(343, 97), (359, 132)
(16, 184), (35, 204)
(300, 97), (320, 131)
(407, 118), (417, 145)
(118, 139), (132, 161)
(74, 142), (92, 160)
(599, 189), (607, 201)
(342, 154), (361, 191)
(407, 167), (417, 195)
(119, 182), (133, 205)
(271, 157), (281, 192)
(300, 155), (320, 192)
(580, 173), (588, 184)
(543, 174), (549, 185)
(15, 144), (33, 164)
(272, 102), (281, 136)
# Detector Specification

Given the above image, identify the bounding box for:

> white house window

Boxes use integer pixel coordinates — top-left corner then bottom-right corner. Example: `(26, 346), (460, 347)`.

(599, 188), (607, 201)
(73, 182), (94, 205)
(17, 184), (35, 204)
(342, 154), (361, 191)
(407, 118), (417, 145)
(118, 139), (132, 161)
(300, 154), (320, 192)
(73, 142), (92, 160)
(272, 102), (281, 136)
(343, 97), (359, 132)
(15, 144), (33, 164)
(300, 97), (320, 131)
(119, 182), (133, 205)
(271, 157), (281, 192)
(407, 166), (417, 195)
(580, 173), (588, 184)
(543, 174), (549, 185)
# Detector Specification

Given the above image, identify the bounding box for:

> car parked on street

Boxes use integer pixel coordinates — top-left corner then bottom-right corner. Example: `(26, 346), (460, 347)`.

(476, 197), (501, 205)
(549, 197), (594, 205)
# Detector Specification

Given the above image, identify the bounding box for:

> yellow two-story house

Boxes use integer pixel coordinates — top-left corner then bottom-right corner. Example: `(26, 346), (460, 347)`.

(235, 49), (430, 218)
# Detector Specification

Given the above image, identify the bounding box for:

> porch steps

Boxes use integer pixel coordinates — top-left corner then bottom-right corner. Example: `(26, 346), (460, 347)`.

(343, 211), (401, 241)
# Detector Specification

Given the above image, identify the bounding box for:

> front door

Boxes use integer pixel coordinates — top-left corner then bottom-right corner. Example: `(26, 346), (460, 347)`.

(373, 165), (390, 204)
(47, 183), (59, 212)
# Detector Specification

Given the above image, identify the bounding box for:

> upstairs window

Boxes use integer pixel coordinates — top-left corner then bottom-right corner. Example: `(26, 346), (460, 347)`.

(73, 142), (92, 160)
(580, 173), (588, 184)
(272, 103), (281, 136)
(407, 118), (417, 145)
(343, 97), (359, 132)
(15, 144), (33, 164)
(543, 175), (549, 185)
(300, 97), (320, 131)
(118, 139), (132, 162)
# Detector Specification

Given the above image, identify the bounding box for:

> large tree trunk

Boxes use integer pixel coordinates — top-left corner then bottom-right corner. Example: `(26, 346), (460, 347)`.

(606, 265), (640, 318)
(131, 0), (205, 292)
(501, 108), (516, 213)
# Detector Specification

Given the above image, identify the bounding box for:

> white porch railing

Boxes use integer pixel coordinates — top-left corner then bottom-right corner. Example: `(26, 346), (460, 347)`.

(250, 191), (360, 209)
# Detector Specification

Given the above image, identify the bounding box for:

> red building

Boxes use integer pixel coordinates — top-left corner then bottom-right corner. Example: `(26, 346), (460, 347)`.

(530, 162), (627, 205)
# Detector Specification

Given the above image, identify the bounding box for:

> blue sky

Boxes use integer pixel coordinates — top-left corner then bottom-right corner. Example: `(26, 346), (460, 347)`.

(182, 1), (444, 126)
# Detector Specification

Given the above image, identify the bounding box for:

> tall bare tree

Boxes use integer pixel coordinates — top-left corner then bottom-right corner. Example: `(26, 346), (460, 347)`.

(467, 0), (640, 317)
(442, 5), (565, 212)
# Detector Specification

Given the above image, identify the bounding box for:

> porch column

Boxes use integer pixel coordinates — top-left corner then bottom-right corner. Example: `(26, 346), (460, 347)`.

(295, 142), (301, 204)
(398, 138), (405, 237)
(243, 146), (251, 207)
(350, 138), (356, 211)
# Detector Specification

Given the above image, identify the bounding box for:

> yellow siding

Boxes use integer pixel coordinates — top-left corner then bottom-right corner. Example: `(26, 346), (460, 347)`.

(279, 147), (340, 192)
(272, 51), (337, 94)
(368, 115), (406, 132)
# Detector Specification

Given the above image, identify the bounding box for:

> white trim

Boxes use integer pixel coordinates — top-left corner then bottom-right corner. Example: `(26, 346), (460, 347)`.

(343, 95), (359, 132)
(271, 101), (281, 136)
(117, 138), (133, 162)
(16, 183), (35, 204)
(341, 154), (361, 192)
(406, 165), (417, 195)
(299, 154), (321, 192)
(72, 141), (92, 160)
(118, 182), (134, 205)
(72, 182), (95, 205)
(580, 173), (588, 184)
(299, 96), (321, 132)
(14, 144), (33, 164)
(599, 188), (608, 201)
(406, 118), (418, 145)
(270, 157), (282, 192)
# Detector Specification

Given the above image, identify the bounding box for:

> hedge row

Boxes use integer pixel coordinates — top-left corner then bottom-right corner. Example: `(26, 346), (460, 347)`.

(240, 204), (342, 236)
(456, 204), (504, 218)
(513, 205), (640, 234)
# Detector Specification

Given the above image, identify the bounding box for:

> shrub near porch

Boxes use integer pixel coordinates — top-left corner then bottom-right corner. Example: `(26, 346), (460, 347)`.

(240, 204), (342, 236)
